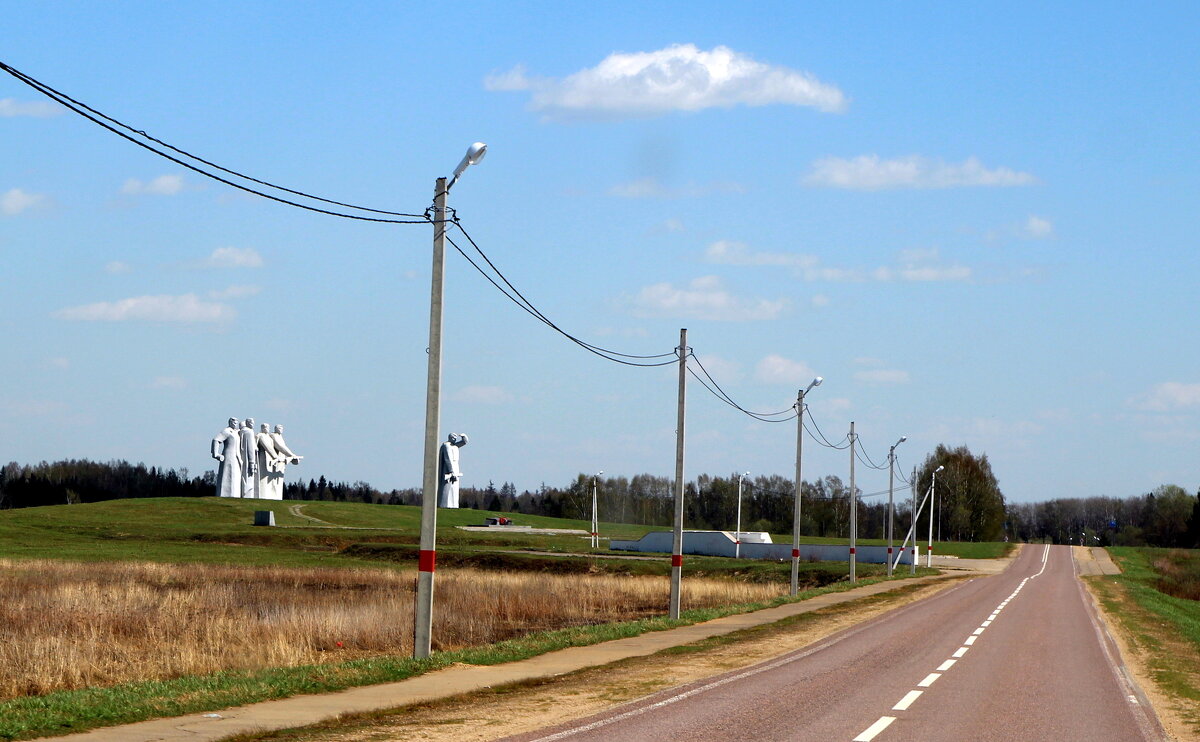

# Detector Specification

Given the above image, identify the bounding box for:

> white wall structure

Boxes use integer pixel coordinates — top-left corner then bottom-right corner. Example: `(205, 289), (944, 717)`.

(610, 530), (917, 565)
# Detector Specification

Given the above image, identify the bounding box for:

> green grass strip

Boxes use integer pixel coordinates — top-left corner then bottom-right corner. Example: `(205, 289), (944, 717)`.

(0, 572), (930, 741)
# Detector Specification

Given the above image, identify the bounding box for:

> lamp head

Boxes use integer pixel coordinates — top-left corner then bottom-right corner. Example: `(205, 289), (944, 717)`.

(934, 465), (945, 473)
(899, 435), (907, 444)
(448, 142), (488, 189)
(804, 376), (823, 394)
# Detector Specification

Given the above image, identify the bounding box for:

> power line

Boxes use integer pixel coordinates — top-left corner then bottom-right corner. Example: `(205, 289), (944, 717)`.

(0, 60), (429, 224)
(443, 228), (677, 368)
(802, 406), (851, 450)
(450, 221), (677, 362)
(686, 352), (797, 422)
(853, 435), (890, 470)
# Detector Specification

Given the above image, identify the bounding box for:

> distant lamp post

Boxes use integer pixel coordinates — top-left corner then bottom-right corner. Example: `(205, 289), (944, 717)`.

(414, 142), (488, 661)
(886, 436), (907, 576)
(791, 376), (822, 594)
(735, 470), (750, 558)
(927, 464), (944, 568)
(591, 471), (603, 548)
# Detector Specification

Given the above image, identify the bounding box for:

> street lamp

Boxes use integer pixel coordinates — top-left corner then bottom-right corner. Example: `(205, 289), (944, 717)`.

(927, 464), (944, 568)
(791, 376), (822, 595)
(886, 436), (907, 576)
(414, 142), (488, 660)
(735, 470), (750, 559)
(591, 471), (603, 548)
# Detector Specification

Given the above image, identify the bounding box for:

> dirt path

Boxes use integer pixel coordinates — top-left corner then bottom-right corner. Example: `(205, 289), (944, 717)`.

(287, 503), (339, 526)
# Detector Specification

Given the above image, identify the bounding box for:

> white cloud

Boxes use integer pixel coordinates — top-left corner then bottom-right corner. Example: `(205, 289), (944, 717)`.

(1129, 382), (1200, 412)
(854, 357), (885, 367)
(695, 354), (742, 383)
(609, 177), (745, 199)
(0, 98), (65, 117)
(264, 398), (298, 413)
(487, 44), (846, 121)
(104, 261), (132, 275)
(826, 397), (853, 412)
(811, 294), (830, 308)
(452, 385), (515, 405)
(754, 354), (817, 385)
(151, 376), (188, 390)
(800, 249), (971, 284)
(121, 174), (185, 196)
(1023, 215), (1054, 238)
(53, 294), (236, 323)
(663, 218), (685, 233)
(853, 369), (910, 384)
(887, 265), (972, 282)
(704, 240), (817, 268)
(629, 275), (787, 321)
(803, 265), (865, 282)
(45, 357), (70, 369)
(2, 188), (48, 215)
(897, 247), (939, 263)
(208, 284), (262, 299)
(804, 155), (1036, 190)
(204, 247), (263, 268)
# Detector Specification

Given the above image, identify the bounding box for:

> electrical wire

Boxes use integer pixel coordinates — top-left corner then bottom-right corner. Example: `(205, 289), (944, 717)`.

(443, 231), (678, 368)
(802, 408), (851, 450)
(0, 60), (430, 224)
(853, 436), (890, 470)
(685, 367), (798, 423)
(686, 353), (798, 422)
(450, 221), (678, 362)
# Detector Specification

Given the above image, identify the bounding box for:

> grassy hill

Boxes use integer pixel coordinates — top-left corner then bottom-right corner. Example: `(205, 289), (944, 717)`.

(0, 497), (1007, 576)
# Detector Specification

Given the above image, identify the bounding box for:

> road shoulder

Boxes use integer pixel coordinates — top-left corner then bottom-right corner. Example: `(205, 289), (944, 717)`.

(1075, 548), (1187, 741)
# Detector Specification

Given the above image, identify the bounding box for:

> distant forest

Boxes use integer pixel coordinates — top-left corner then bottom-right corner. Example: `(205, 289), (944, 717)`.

(2, 457), (1198, 548)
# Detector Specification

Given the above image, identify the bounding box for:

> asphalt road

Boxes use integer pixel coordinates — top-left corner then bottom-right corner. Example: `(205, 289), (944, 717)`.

(501, 545), (1165, 742)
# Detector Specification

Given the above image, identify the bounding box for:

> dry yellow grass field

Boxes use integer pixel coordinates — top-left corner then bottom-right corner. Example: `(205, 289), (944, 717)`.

(0, 559), (781, 699)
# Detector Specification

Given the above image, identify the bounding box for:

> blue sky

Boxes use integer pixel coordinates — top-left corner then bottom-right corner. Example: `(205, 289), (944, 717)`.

(2, 2), (1198, 503)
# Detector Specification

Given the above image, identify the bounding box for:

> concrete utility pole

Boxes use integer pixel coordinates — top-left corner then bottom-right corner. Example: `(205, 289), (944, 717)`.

(886, 436), (907, 577)
(849, 421), (857, 583)
(414, 144), (486, 660)
(910, 466), (919, 575)
(591, 471), (602, 548)
(735, 470), (749, 559)
(928, 464), (944, 568)
(791, 376), (821, 595)
(669, 328), (688, 619)
(413, 176), (448, 659)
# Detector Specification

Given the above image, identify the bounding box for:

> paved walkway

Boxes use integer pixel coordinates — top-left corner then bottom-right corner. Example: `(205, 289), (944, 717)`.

(1074, 544), (1123, 575)
(37, 570), (1002, 742)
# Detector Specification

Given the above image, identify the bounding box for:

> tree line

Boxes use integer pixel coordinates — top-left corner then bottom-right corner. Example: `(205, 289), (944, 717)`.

(4, 449), (1197, 548)
(1007, 485), (1200, 547)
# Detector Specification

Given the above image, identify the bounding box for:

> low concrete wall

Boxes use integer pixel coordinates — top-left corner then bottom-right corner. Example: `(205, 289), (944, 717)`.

(610, 530), (917, 565)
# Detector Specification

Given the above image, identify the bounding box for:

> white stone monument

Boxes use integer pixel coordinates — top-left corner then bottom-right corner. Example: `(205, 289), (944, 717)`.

(256, 423), (301, 500)
(240, 418), (259, 498)
(212, 418), (302, 499)
(437, 433), (468, 508)
(210, 417), (242, 498)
